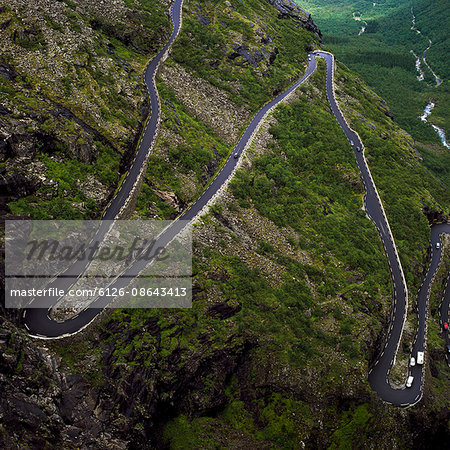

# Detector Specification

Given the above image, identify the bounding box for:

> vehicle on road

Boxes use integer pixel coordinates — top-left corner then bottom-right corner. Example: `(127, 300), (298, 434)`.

(410, 357), (415, 366)
(436, 242), (440, 249)
(356, 146), (361, 152)
(350, 140), (354, 146)
(233, 152), (239, 159)
(417, 351), (424, 364)
(444, 322), (448, 330)
(447, 344), (450, 354)
(406, 376), (414, 388)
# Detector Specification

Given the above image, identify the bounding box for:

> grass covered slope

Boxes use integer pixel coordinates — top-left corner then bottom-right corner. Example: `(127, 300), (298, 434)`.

(171, 0), (320, 112)
(333, 60), (449, 288)
(154, 59), (449, 447)
(135, 0), (320, 217)
(80, 56), (448, 446)
(48, 1), (448, 446)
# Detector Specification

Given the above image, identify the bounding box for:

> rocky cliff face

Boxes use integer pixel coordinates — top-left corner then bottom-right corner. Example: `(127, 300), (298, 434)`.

(265, 0), (322, 40)
(0, 305), (256, 448)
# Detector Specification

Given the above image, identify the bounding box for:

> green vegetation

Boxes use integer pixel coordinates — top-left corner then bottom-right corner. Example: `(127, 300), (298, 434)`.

(328, 404), (374, 449)
(156, 84), (230, 178)
(51, 339), (105, 387)
(298, 0), (450, 184)
(8, 141), (119, 219)
(426, 244), (450, 409)
(136, 82), (232, 218)
(162, 415), (220, 449)
(2, 0), (172, 219)
(159, 56), (448, 447)
(104, 58), (434, 447)
(136, 0), (320, 219)
(417, 142), (450, 186)
(89, 0), (170, 55)
(6, 0), (447, 446)
(333, 60), (449, 288)
(172, 0), (318, 111)
(231, 62), (392, 289)
(163, 389), (315, 448)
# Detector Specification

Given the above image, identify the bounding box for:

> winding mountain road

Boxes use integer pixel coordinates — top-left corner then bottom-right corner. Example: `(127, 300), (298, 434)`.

(22, 1), (317, 337)
(18, 4), (449, 408)
(103, 0), (184, 221)
(23, 0), (187, 338)
(313, 51), (450, 407)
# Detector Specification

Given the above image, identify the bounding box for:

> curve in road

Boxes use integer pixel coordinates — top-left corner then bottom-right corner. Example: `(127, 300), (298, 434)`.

(22, 34), (317, 336)
(18, 12), (449, 406)
(103, 0), (184, 220)
(313, 51), (450, 407)
(23, 0), (186, 338)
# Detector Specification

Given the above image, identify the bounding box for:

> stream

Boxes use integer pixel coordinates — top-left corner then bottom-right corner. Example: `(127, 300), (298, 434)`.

(421, 102), (450, 149)
(422, 39), (442, 86)
(410, 50), (425, 81)
(410, 8), (442, 86)
(352, 12), (367, 35)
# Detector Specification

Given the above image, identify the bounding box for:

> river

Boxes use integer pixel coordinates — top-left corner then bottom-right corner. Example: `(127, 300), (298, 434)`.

(421, 102), (450, 149)
(410, 50), (425, 81)
(352, 12), (367, 35)
(410, 8), (442, 86)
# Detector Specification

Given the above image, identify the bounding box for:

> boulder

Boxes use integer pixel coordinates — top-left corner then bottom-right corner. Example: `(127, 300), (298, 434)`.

(264, 0), (322, 41)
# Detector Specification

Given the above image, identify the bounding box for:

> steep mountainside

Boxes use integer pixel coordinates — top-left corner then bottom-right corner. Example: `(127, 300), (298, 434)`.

(1, 0), (170, 218)
(1, 0), (449, 448)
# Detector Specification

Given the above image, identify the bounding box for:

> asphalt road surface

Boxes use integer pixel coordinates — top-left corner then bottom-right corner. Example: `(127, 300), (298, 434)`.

(22, 6), (317, 338)
(19, 22), (449, 407)
(103, 0), (184, 221)
(313, 51), (450, 407)
(23, 0), (186, 338)
(440, 273), (450, 365)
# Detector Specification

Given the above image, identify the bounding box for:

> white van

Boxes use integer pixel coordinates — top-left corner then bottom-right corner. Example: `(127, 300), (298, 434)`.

(406, 376), (414, 388)
(417, 351), (424, 364)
